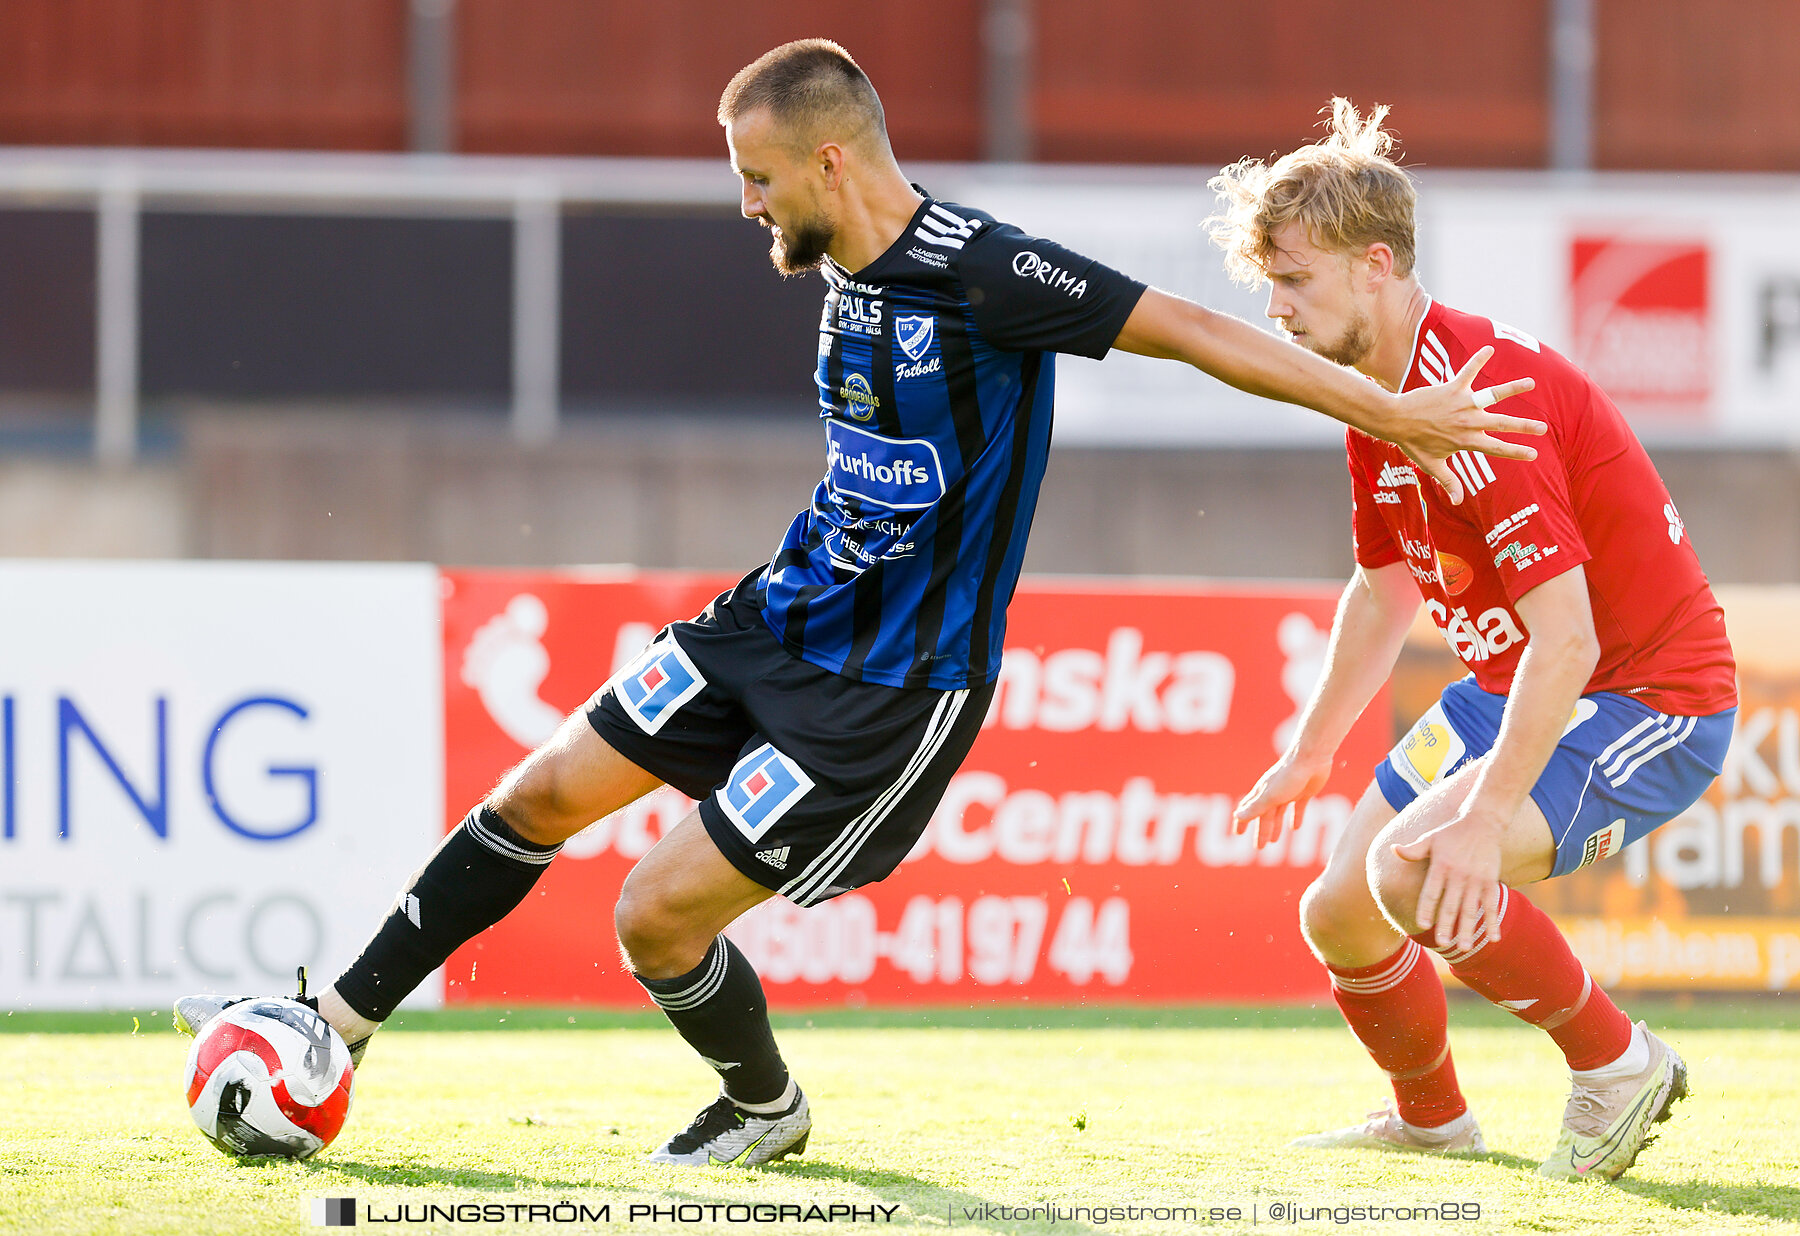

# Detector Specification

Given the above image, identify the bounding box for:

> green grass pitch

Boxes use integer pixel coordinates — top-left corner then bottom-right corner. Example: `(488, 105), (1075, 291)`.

(2, 1001), (1796, 1235)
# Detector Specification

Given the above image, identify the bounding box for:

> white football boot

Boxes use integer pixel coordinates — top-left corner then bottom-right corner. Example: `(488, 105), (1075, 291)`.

(1538, 1023), (1687, 1182)
(1292, 1103), (1486, 1153)
(648, 1086), (811, 1167)
(174, 968), (373, 1067)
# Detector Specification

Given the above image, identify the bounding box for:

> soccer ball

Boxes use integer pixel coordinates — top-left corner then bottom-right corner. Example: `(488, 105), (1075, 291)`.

(183, 998), (355, 1159)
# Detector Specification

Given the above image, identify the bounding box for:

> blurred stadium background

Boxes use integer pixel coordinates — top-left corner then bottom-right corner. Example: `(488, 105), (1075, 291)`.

(4, 1), (1800, 1021)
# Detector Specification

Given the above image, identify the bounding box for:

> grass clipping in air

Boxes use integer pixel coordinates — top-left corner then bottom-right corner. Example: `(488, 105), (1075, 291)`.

(1, 1002), (1795, 1235)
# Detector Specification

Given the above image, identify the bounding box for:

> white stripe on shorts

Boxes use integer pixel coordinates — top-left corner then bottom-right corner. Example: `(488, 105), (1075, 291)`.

(1609, 715), (1697, 788)
(781, 688), (968, 907)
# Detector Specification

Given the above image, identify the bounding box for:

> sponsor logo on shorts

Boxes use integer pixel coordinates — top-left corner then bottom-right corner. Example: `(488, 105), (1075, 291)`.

(1392, 700), (1468, 795)
(755, 846), (791, 870)
(613, 637), (707, 736)
(1664, 501), (1686, 545)
(1577, 819), (1629, 870)
(720, 745), (815, 842)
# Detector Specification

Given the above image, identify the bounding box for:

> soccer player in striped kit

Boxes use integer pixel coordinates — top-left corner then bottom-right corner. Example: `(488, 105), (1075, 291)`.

(176, 47), (1541, 1168)
(1225, 100), (1736, 1181)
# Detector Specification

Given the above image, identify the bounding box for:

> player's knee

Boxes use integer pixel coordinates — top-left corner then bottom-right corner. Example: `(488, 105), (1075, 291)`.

(613, 883), (699, 979)
(1298, 875), (1359, 953)
(1366, 840), (1424, 935)
(489, 754), (583, 846)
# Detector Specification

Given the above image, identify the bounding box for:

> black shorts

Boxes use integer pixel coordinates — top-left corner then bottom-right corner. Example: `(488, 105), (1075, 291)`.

(586, 570), (995, 906)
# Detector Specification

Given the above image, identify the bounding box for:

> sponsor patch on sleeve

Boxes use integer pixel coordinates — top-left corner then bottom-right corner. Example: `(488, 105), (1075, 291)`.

(611, 636), (707, 735)
(718, 744), (815, 842)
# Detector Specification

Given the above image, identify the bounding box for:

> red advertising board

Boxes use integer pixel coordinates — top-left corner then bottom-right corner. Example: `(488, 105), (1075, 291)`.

(441, 570), (1389, 1007)
(1569, 235), (1712, 418)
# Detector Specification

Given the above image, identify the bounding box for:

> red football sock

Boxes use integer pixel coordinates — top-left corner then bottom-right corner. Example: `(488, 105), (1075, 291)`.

(1328, 939), (1468, 1128)
(1414, 884), (1631, 1072)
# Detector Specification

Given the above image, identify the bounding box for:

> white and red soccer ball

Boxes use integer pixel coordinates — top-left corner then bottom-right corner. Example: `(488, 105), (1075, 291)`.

(183, 998), (354, 1159)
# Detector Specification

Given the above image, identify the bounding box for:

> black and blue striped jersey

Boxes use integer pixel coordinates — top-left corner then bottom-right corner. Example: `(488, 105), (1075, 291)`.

(756, 195), (1145, 690)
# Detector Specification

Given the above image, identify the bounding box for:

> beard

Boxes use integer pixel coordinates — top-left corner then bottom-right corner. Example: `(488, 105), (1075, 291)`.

(1296, 308), (1376, 367)
(766, 211), (836, 275)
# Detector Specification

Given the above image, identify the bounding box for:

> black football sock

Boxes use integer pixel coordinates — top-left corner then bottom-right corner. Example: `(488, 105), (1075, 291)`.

(332, 806), (560, 1022)
(635, 935), (791, 1107)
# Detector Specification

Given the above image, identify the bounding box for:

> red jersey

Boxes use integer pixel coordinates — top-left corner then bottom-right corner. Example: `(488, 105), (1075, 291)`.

(1347, 299), (1736, 716)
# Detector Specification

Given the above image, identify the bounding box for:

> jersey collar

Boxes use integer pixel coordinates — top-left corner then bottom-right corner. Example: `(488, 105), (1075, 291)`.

(1400, 293), (1440, 393)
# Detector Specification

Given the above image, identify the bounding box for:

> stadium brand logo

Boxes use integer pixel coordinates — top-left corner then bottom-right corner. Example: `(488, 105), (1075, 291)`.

(1377, 461), (1419, 489)
(985, 628), (1234, 734)
(838, 372), (880, 421)
(1570, 236), (1712, 413)
(1, 692), (322, 844)
(613, 639), (707, 736)
(1485, 503), (1541, 547)
(1011, 251), (1088, 298)
(923, 772), (1347, 868)
(1425, 600), (1525, 663)
(895, 314), (935, 361)
(720, 745), (813, 842)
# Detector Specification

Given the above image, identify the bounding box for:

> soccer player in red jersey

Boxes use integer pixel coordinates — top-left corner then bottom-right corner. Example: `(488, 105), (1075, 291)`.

(1221, 101), (1737, 1181)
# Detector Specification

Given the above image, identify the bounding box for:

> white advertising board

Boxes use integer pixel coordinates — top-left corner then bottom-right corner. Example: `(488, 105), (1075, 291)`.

(924, 166), (1800, 446)
(0, 562), (443, 1010)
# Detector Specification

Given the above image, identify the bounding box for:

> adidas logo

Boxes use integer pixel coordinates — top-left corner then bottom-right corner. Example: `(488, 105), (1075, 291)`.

(1378, 461), (1419, 489)
(755, 846), (790, 870)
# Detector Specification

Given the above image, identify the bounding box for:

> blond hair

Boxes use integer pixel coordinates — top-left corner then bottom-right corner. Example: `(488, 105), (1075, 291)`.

(1207, 98), (1417, 287)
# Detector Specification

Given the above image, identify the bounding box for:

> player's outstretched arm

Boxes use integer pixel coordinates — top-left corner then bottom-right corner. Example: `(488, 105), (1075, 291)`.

(1234, 563), (1418, 848)
(1112, 290), (1544, 504)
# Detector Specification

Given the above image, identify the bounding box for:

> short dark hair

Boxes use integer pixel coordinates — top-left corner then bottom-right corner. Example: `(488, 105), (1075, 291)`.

(718, 39), (888, 154)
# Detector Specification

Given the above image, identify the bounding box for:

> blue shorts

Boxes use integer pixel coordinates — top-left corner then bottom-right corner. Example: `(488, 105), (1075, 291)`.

(1374, 676), (1734, 878)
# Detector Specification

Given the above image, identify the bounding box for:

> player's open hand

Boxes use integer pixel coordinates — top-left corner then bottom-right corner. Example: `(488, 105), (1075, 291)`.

(1391, 813), (1505, 952)
(1233, 750), (1333, 850)
(1390, 346), (1543, 504)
